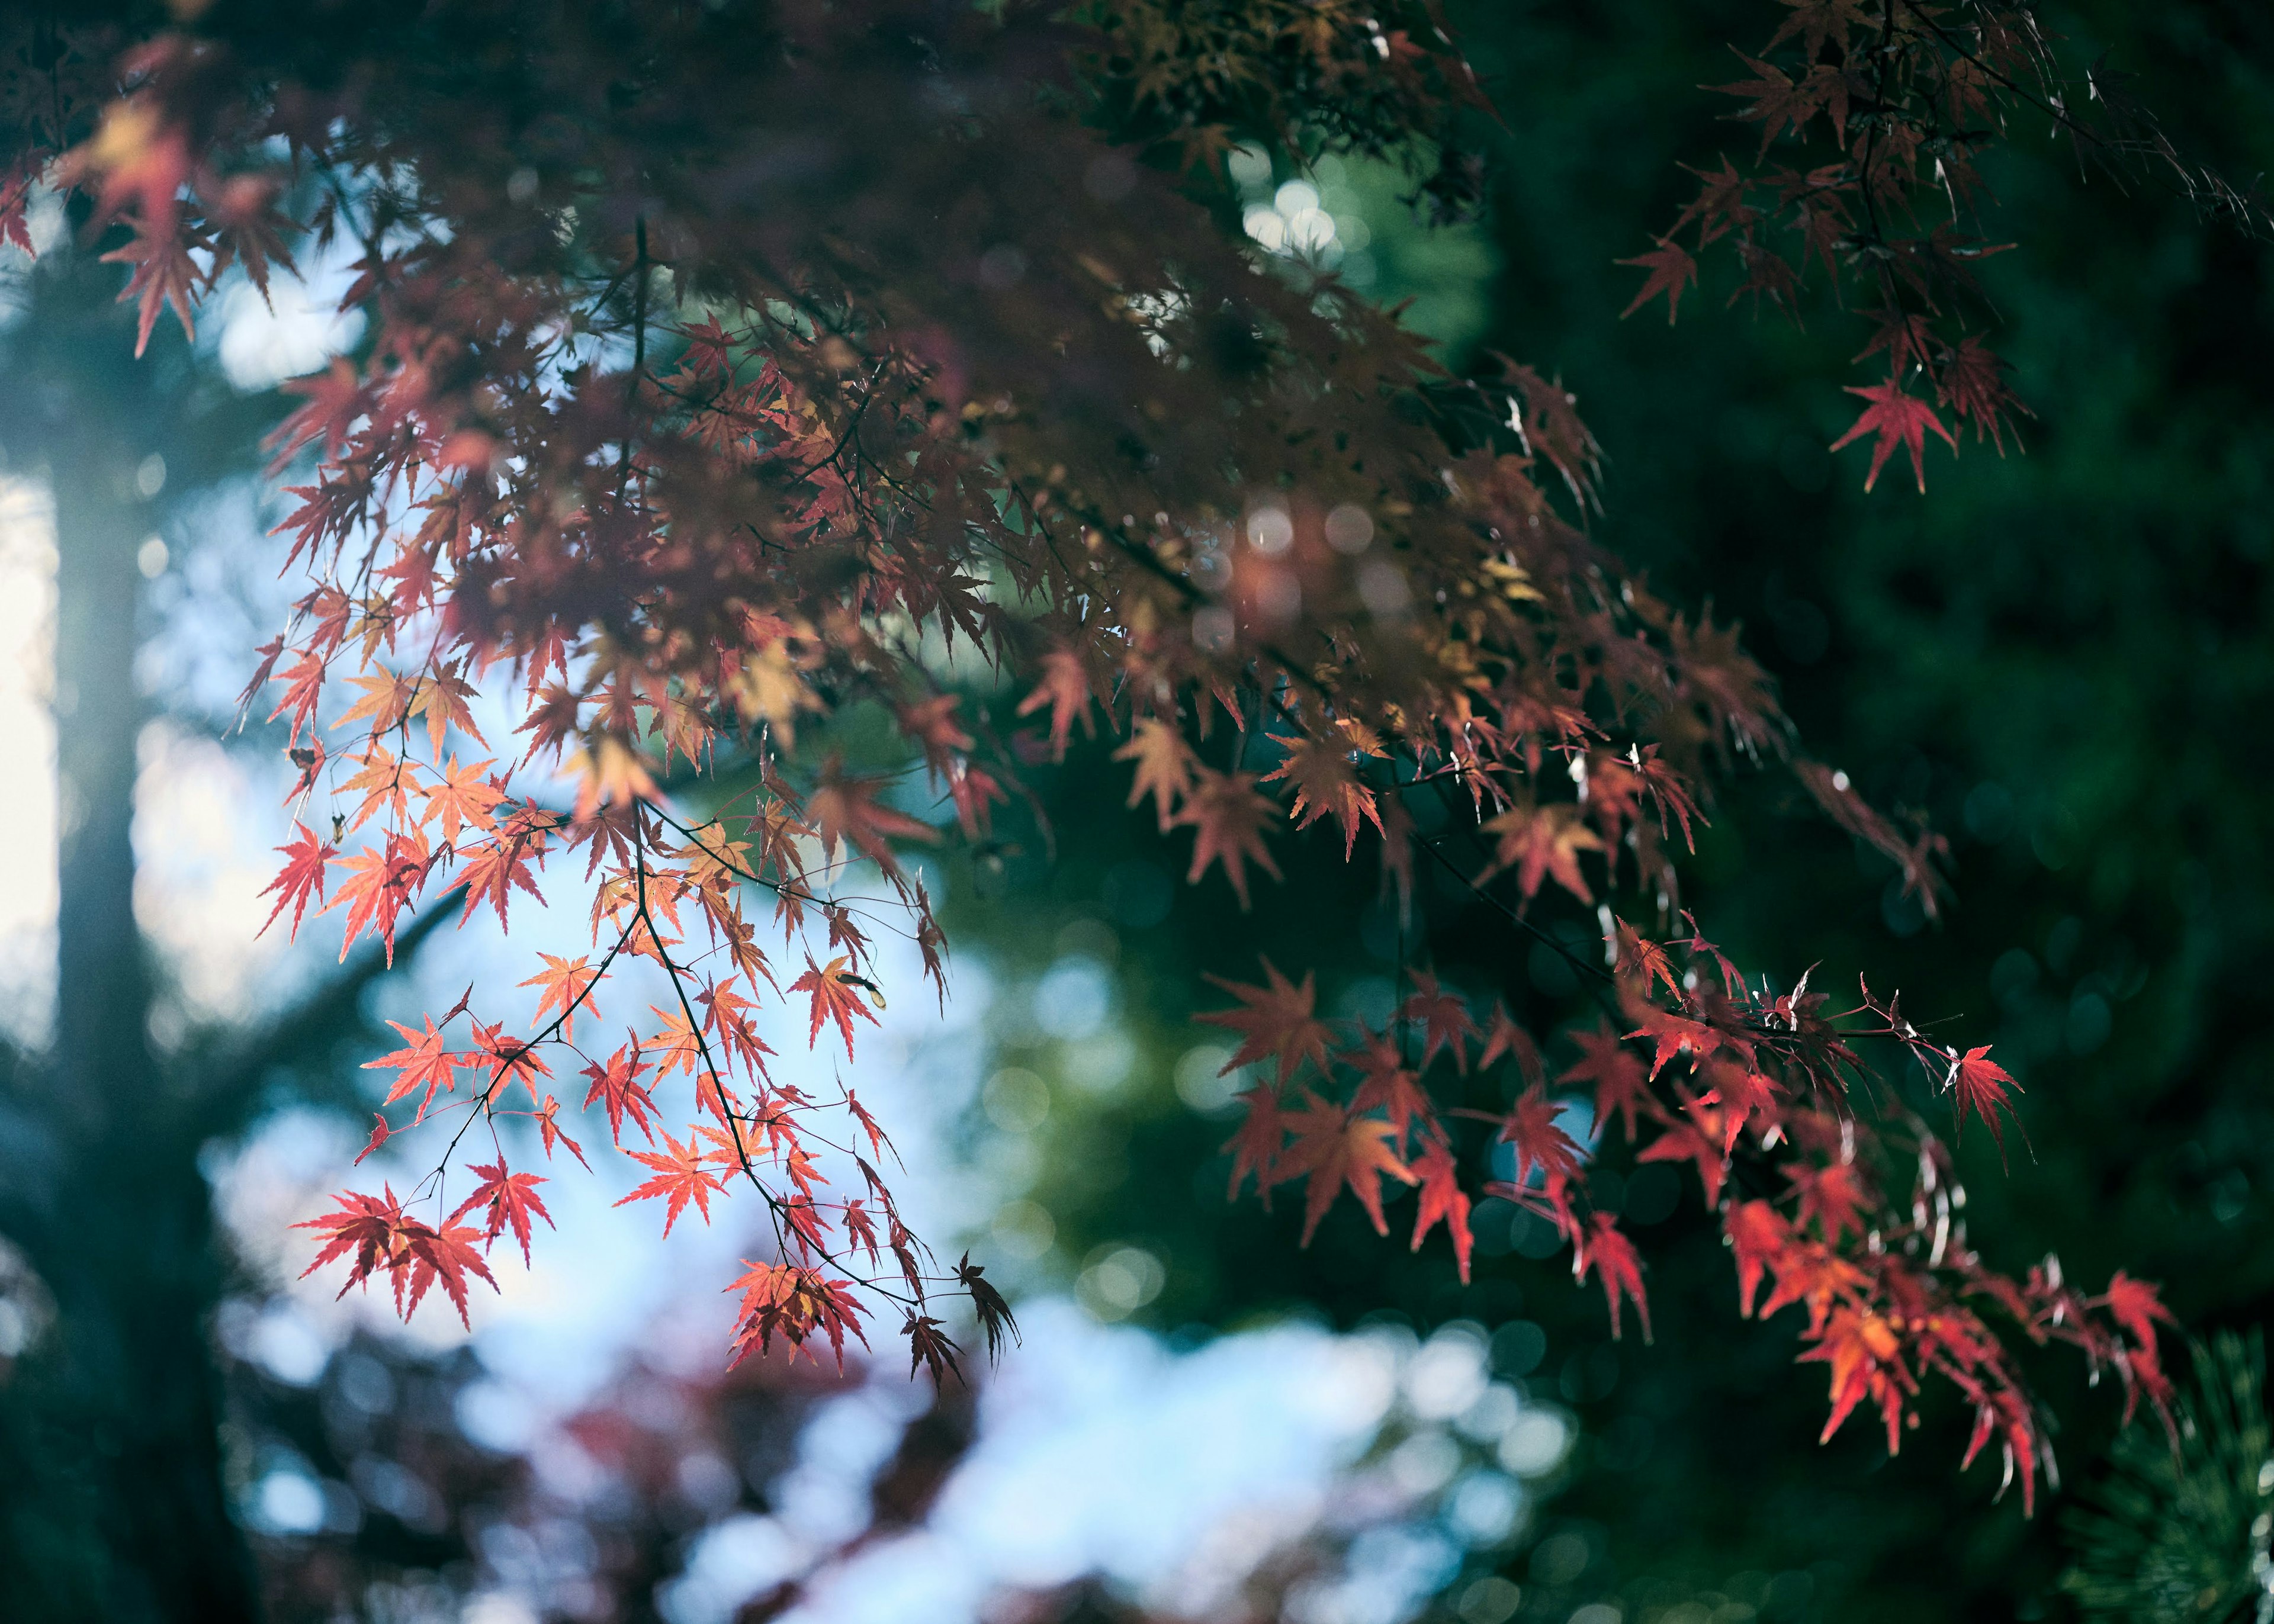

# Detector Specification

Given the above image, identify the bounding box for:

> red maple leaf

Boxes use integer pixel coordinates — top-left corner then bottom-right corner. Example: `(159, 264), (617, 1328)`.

(948, 762), (1010, 839)
(270, 356), (367, 462)
(1707, 52), (1832, 154)
(1485, 1083), (1585, 1188)
(1476, 1001), (1545, 1089)
(1934, 334), (2028, 452)
(1699, 1062), (1781, 1147)
(1260, 729), (1383, 858)
(265, 649), (327, 744)
(326, 829), (432, 964)
(1273, 1092), (1418, 1245)
(399, 1220), (501, 1329)
(1830, 379), (1958, 493)
(1724, 1199), (1792, 1318)
(1350, 1027), (1437, 1149)
(1576, 1211), (1650, 1341)
(470, 1019), (553, 1105)
(1765, 0), (1870, 57)
(727, 1261), (872, 1371)
(294, 1186), (499, 1329)
(1947, 1044), (2024, 1160)
(1610, 920), (1679, 1000)
(2095, 1270), (2175, 1351)
(580, 1042), (660, 1146)
(449, 1159), (554, 1266)
(1637, 1118), (1730, 1208)
(297, 1186), (409, 1299)
(845, 1087), (897, 1165)
(1479, 802), (1604, 904)
(452, 812), (552, 930)
(1794, 1160), (1867, 1244)
(533, 1094), (589, 1169)
(1399, 970), (1480, 1073)
(103, 214), (205, 357)
(1198, 959), (1331, 1086)
(1617, 240), (1699, 323)
(259, 822), (335, 940)
(1409, 1139), (1475, 1284)
(1561, 1023), (1650, 1142)
(1221, 1082), (1290, 1200)
(1626, 1009), (1721, 1080)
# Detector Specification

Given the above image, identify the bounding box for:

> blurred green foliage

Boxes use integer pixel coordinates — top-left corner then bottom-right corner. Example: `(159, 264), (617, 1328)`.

(2061, 1330), (2273, 1621)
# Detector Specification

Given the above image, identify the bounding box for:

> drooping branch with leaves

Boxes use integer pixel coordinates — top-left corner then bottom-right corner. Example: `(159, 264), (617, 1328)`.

(0, 0), (2212, 1506)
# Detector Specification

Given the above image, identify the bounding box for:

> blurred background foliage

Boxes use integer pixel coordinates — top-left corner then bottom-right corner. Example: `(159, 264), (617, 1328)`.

(0, 1), (2270, 1620)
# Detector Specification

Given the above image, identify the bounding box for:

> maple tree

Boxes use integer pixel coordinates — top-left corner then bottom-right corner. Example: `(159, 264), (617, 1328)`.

(0, 0), (2244, 1532)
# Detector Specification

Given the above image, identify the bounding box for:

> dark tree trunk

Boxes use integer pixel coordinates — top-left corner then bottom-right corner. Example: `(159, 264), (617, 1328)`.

(1, 241), (265, 1622)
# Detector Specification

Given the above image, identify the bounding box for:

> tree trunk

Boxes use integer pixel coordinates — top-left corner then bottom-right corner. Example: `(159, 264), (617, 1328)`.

(7, 245), (265, 1622)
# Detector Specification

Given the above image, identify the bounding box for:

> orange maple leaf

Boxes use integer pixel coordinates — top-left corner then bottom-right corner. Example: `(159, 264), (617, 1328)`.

(519, 951), (603, 1043)
(1479, 802), (1604, 904)
(1260, 730), (1383, 858)
(614, 1130), (732, 1236)
(1113, 717), (1196, 830)
(420, 754), (505, 844)
(409, 661), (487, 757)
(808, 755), (939, 872)
(333, 669), (417, 737)
(1174, 767), (1281, 908)
(363, 1015), (465, 1121)
(1801, 1307), (1909, 1453)
(789, 955), (879, 1060)
(1015, 645), (1095, 761)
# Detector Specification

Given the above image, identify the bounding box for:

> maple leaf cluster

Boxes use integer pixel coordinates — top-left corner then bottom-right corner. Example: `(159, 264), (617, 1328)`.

(1620, 0), (2274, 491)
(5, 1), (1805, 1368)
(1204, 932), (2172, 1513)
(0, 0), (2176, 1503)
